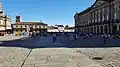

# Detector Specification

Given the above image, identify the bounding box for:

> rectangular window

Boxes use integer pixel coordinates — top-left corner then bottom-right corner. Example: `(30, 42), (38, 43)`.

(114, 12), (117, 19)
(95, 11), (97, 22)
(16, 25), (18, 27)
(102, 15), (104, 21)
(106, 13), (109, 20)
(98, 10), (100, 22)
(114, 4), (117, 10)
(92, 12), (94, 23)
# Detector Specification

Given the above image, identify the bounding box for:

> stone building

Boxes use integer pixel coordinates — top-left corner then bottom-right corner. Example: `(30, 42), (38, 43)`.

(12, 16), (48, 35)
(74, 0), (120, 34)
(47, 25), (74, 33)
(0, 3), (12, 35)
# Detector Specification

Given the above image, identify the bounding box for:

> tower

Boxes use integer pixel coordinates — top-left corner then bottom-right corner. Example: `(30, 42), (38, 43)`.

(16, 16), (21, 24)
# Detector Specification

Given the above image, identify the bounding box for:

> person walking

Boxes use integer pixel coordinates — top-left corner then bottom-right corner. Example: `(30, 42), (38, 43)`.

(74, 34), (78, 40)
(52, 34), (57, 43)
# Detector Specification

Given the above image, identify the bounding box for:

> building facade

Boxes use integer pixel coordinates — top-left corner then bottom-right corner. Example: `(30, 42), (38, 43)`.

(12, 16), (48, 35)
(13, 22), (48, 35)
(47, 25), (74, 33)
(74, 0), (120, 34)
(0, 3), (12, 35)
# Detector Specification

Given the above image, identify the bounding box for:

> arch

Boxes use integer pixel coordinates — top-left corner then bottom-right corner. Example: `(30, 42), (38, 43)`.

(100, 26), (103, 34)
(104, 25), (108, 34)
(112, 25), (117, 34)
(97, 26), (99, 34)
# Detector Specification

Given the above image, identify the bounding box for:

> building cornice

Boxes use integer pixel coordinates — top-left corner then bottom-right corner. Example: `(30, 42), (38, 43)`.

(75, 0), (113, 16)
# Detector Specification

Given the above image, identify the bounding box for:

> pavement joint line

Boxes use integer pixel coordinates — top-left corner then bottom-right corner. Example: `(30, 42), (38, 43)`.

(76, 61), (80, 67)
(20, 49), (33, 67)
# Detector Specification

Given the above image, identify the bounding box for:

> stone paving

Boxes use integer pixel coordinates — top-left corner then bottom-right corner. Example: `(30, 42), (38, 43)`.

(0, 47), (31, 67)
(0, 36), (38, 67)
(80, 48), (120, 67)
(58, 35), (120, 67)
(22, 48), (102, 67)
(0, 36), (28, 41)
(1, 35), (120, 67)
(58, 35), (120, 47)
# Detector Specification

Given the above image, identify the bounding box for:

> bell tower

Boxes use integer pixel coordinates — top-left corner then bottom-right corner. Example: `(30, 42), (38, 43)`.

(16, 16), (21, 24)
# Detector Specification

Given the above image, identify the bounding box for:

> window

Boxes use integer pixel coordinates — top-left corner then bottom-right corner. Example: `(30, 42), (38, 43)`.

(25, 29), (27, 32)
(21, 26), (22, 28)
(25, 25), (27, 27)
(16, 25), (18, 27)
(95, 11), (97, 22)
(114, 4), (117, 10)
(43, 26), (45, 28)
(114, 12), (117, 19)
(102, 8), (104, 14)
(102, 15), (104, 21)
(92, 12), (94, 23)
(98, 9), (101, 22)
(35, 26), (37, 27)
(106, 13), (109, 20)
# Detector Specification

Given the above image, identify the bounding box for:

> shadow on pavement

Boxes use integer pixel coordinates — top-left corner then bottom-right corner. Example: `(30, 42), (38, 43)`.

(0, 36), (120, 49)
(0, 37), (33, 49)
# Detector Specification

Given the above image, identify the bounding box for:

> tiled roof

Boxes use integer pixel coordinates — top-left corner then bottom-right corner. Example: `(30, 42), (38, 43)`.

(65, 27), (74, 29)
(55, 25), (64, 27)
(14, 22), (48, 25)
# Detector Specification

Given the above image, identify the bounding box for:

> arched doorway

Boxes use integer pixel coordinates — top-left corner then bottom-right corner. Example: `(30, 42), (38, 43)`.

(94, 26), (96, 33)
(100, 26), (103, 34)
(112, 25), (117, 34)
(91, 27), (93, 33)
(97, 26), (99, 34)
(104, 25), (108, 34)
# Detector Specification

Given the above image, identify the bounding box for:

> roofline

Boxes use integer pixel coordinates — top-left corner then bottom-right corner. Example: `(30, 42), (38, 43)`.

(75, 0), (111, 16)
